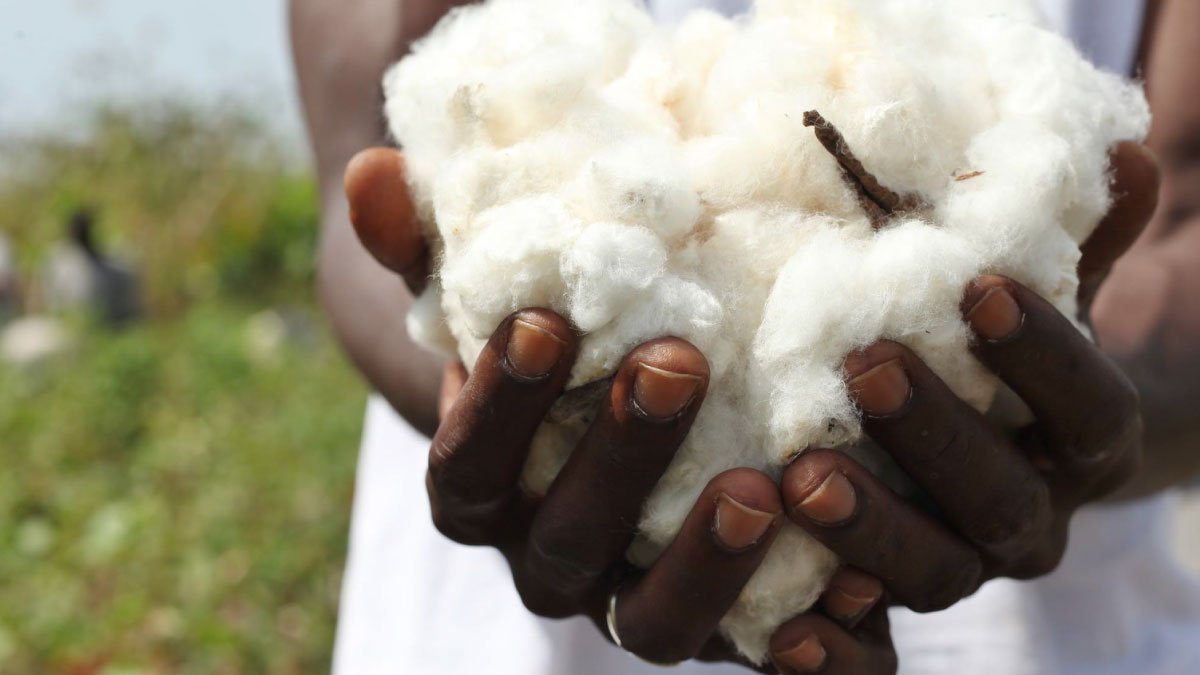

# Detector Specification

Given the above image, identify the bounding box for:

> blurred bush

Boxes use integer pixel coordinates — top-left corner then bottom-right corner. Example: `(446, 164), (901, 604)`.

(0, 102), (366, 674)
(0, 100), (319, 315)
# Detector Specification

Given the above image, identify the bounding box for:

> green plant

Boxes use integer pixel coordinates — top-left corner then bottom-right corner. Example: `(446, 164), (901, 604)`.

(0, 100), (319, 316)
(0, 101), (366, 674)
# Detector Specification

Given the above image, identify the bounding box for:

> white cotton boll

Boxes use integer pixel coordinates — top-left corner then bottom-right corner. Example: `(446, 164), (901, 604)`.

(720, 526), (839, 661)
(634, 396), (760, 552)
(406, 282), (458, 359)
(601, 42), (688, 137)
(664, 11), (738, 134)
(522, 417), (590, 497)
(561, 222), (667, 331)
(441, 195), (580, 336)
(567, 142), (701, 241)
(432, 133), (601, 246)
(571, 273), (727, 386)
(385, 0), (655, 152)
(385, 0), (1149, 662)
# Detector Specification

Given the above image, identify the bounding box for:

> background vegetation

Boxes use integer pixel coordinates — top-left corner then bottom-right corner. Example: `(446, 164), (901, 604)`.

(0, 101), (365, 674)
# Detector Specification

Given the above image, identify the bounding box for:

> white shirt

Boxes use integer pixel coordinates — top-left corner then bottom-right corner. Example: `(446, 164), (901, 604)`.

(334, 3), (1200, 674)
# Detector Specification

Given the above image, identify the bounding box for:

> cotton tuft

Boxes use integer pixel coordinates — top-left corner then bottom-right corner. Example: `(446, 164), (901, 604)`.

(383, 0), (1148, 662)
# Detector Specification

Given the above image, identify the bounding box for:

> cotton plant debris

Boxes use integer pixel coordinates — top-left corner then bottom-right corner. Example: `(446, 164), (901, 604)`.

(384, 0), (1149, 662)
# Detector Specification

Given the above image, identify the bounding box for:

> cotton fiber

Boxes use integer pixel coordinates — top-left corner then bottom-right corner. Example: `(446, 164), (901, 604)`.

(383, 0), (1149, 662)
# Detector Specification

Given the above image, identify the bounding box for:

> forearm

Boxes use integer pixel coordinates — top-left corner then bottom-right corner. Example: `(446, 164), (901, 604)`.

(1101, 225), (1200, 499)
(318, 187), (442, 436)
(1096, 0), (1200, 499)
(292, 0), (467, 436)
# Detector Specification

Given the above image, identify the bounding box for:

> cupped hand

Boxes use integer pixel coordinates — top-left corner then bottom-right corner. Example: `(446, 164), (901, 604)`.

(344, 147), (900, 673)
(780, 142), (1161, 613)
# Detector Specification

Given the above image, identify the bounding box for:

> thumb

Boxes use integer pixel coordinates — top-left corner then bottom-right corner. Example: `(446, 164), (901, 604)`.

(1078, 141), (1160, 309)
(344, 147), (432, 293)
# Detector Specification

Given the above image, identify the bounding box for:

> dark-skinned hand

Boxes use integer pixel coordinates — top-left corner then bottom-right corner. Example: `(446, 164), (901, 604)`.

(341, 141), (1158, 674)
(779, 141), (1159, 616)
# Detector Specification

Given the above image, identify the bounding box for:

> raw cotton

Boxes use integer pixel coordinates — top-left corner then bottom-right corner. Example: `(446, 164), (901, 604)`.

(384, 0), (1149, 662)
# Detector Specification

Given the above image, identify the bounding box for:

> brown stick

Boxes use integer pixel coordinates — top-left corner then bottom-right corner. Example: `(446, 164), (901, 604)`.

(803, 110), (926, 229)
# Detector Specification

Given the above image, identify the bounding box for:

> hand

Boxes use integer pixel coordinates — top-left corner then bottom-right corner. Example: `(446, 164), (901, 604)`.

(779, 142), (1161, 612)
(345, 147), (900, 672)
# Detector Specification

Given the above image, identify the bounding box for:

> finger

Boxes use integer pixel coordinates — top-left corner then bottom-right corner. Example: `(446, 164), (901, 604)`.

(522, 338), (709, 601)
(769, 606), (897, 675)
(961, 276), (1143, 497)
(612, 469), (782, 664)
(820, 567), (884, 629)
(693, 639), (774, 673)
(427, 309), (577, 545)
(438, 361), (468, 422)
(344, 147), (431, 292)
(1078, 142), (1161, 291)
(782, 449), (982, 613)
(842, 341), (1052, 559)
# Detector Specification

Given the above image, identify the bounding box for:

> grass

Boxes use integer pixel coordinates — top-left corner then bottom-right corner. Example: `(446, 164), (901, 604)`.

(0, 102), (367, 674)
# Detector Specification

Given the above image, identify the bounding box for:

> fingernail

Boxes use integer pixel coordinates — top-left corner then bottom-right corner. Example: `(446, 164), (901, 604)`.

(713, 493), (778, 551)
(823, 573), (883, 622)
(633, 363), (702, 419)
(964, 285), (1023, 341)
(773, 635), (827, 674)
(795, 471), (857, 526)
(506, 319), (566, 378)
(846, 358), (910, 416)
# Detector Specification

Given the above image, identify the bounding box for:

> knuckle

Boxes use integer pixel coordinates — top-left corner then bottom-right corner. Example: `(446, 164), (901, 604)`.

(877, 648), (900, 674)
(513, 575), (573, 619)
(613, 597), (705, 665)
(968, 480), (1052, 553)
(1098, 409), (1142, 462)
(427, 502), (460, 541)
(1090, 439), (1145, 499)
(1011, 548), (1064, 580)
(525, 534), (608, 595)
(1057, 404), (1142, 484)
(1010, 536), (1067, 580)
(428, 499), (489, 546)
(428, 436), (456, 473)
(426, 467), (514, 545)
(621, 627), (702, 666)
(1082, 420), (1142, 483)
(425, 474), (465, 543)
(910, 426), (963, 470)
(1082, 384), (1141, 453)
(428, 451), (516, 518)
(427, 450), (478, 498)
(1114, 438), (1145, 485)
(908, 552), (982, 613)
(1113, 374), (1142, 418)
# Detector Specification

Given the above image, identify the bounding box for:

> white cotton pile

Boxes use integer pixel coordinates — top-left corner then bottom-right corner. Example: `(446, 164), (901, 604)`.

(384, 0), (1149, 662)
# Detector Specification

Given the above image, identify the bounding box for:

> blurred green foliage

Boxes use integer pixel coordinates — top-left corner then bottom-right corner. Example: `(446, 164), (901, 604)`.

(0, 101), (319, 315)
(0, 103), (367, 674)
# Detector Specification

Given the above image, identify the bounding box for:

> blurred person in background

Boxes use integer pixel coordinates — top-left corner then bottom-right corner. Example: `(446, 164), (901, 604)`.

(44, 208), (141, 326)
(293, 0), (1200, 673)
(0, 231), (18, 323)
